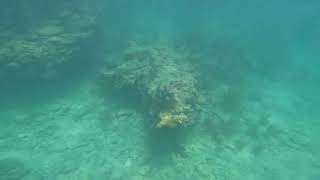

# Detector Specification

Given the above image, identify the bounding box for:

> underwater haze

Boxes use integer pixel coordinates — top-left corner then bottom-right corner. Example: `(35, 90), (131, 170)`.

(0, 0), (319, 179)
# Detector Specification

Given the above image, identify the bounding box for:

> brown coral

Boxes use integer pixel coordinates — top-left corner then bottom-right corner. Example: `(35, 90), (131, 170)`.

(157, 112), (188, 128)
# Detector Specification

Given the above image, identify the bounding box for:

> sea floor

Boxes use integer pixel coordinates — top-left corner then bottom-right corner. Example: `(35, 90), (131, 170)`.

(0, 75), (319, 180)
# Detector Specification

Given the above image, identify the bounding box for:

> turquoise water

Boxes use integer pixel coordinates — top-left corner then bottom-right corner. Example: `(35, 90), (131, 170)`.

(0, 1), (319, 179)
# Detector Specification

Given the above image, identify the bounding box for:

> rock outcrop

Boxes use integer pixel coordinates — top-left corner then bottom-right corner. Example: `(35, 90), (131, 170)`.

(101, 43), (201, 128)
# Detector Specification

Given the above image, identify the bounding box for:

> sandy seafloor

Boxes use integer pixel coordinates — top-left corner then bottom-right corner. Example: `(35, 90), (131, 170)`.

(0, 72), (319, 180)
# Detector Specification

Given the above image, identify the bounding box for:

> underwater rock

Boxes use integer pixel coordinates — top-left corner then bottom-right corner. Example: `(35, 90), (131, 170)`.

(0, 11), (98, 82)
(101, 43), (201, 128)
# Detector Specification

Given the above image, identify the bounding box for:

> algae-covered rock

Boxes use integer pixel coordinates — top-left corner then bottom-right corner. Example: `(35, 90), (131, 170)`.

(101, 43), (201, 128)
(0, 11), (98, 81)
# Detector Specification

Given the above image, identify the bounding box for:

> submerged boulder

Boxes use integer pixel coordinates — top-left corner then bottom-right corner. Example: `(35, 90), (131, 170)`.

(101, 43), (201, 128)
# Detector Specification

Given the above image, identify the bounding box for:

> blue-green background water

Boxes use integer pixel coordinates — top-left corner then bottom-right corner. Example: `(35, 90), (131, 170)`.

(0, 1), (319, 179)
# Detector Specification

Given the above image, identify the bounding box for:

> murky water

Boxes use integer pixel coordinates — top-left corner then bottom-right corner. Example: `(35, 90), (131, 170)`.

(0, 1), (319, 179)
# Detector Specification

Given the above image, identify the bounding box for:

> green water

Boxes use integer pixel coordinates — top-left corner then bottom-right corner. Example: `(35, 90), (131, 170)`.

(0, 1), (319, 179)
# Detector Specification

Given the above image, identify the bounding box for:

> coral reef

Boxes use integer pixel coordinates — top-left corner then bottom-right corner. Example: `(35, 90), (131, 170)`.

(101, 43), (200, 128)
(0, 11), (98, 81)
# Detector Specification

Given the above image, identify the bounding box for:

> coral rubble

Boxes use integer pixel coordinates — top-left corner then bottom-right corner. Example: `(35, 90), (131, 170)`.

(101, 43), (200, 128)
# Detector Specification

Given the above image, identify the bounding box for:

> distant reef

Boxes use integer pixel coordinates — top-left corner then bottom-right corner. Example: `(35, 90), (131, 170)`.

(0, 10), (99, 82)
(101, 43), (202, 128)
